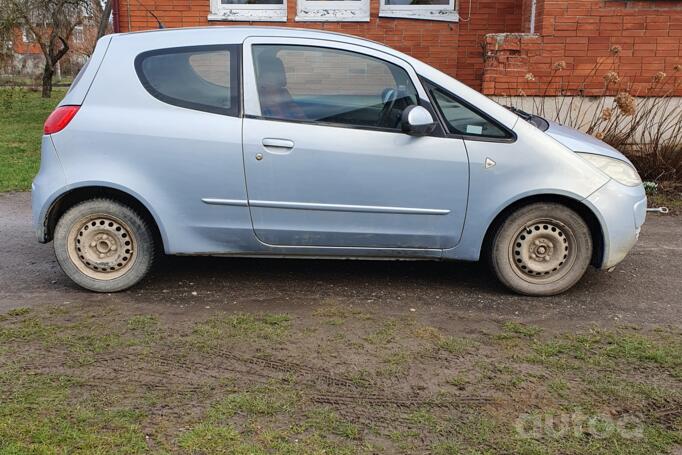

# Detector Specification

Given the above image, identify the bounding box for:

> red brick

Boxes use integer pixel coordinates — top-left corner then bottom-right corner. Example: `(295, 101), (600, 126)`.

(115, 0), (682, 96)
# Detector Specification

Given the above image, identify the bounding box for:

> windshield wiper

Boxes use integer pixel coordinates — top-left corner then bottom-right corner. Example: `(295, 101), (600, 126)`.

(503, 105), (533, 121)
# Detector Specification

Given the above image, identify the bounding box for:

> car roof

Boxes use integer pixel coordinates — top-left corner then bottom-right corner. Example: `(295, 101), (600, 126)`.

(115, 26), (387, 51)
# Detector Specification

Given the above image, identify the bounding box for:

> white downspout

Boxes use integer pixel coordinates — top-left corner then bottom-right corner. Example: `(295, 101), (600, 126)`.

(530, 0), (537, 34)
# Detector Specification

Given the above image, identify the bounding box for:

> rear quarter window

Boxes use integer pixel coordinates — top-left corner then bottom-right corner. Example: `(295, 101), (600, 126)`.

(135, 45), (240, 116)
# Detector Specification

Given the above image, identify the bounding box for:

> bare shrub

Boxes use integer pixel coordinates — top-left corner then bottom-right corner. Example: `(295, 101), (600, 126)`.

(626, 142), (682, 184)
(506, 52), (682, 184)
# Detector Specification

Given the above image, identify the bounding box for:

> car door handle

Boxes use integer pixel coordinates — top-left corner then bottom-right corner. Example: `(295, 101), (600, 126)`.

(262, 138), (295, 152)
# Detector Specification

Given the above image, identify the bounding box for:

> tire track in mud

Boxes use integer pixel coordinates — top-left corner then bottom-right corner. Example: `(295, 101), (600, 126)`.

(31, 344), (492, 424)
(64, 343), (374, 390)
(312, 393), (491, 408)
(627, 398), (682, 429)
(311, 392), (492, 431)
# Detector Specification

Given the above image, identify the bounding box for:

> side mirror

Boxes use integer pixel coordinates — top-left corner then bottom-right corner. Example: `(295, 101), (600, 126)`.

(401, 105), (436, 136)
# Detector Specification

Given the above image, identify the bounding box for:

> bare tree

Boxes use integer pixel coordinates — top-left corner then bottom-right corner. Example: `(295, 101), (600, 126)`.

(96, 0), (112, 41)
(0, 0), (93, 97)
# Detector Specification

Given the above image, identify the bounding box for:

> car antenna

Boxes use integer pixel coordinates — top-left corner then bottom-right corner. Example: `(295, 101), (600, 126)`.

(132, 0), (166, 29)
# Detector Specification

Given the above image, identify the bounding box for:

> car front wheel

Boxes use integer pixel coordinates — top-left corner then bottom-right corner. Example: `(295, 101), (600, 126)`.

(53, 199), (155, 292)
(489, 202), (593, 296)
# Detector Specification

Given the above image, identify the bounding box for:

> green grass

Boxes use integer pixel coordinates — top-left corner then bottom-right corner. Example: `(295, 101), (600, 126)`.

(1, 304), (681, 454)
(0, 369), (147, 454)
(501, 321), (544, 338)
(364, 320), (398, 345)
(208, 383), (301, 418)
(438, 335), (475, 354)
(178, 384), (360, 455)
(305, 408), (361, 439)
(127, 314), (159, 332)
(413, 325), (477, 354)
(189, 312), (291, 351)
(525, 329), (682, 378)
(0, 88), (64, 192)
(378, 349), (412, 377)
(0, 316), (58, 343)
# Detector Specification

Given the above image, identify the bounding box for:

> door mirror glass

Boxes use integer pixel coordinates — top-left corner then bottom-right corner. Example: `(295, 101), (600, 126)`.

(401, 105), (436, 136)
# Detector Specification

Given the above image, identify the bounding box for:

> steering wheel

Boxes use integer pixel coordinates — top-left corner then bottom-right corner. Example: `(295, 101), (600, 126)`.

(378, 88), (397, 128)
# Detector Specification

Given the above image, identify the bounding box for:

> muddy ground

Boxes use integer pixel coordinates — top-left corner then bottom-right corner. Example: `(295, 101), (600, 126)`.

(1, 191), (681, 453)
(1, 192), (680, 329)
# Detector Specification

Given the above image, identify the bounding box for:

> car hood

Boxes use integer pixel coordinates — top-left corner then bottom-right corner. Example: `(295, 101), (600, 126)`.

(544, 120), (633, 165)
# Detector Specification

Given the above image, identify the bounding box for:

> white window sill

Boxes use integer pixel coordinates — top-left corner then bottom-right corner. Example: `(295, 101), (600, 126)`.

(295, 9), (369, 21)
(208, 10), (287, 21)
(378, 9), (459, 22)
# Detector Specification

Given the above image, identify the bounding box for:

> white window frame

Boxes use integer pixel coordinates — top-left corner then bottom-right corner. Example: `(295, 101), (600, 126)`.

(21, 27), (32, 43)
(379, 0), (458, 22)
(73, 25), (84, 43)
(208, 0), (287, 22)
(296, 0), (369, 22)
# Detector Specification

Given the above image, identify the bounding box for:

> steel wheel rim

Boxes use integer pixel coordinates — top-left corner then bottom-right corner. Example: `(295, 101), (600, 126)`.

(508, 218), (577, 284)
(67, 214), (137, 280)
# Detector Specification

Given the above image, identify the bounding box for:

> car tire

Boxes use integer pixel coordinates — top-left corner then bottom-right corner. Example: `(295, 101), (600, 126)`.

(489, 202), (592, 296)
(53, 198), (155, 292)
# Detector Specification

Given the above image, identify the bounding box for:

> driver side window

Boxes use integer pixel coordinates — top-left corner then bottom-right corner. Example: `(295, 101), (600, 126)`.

(253, 44), (418, 130)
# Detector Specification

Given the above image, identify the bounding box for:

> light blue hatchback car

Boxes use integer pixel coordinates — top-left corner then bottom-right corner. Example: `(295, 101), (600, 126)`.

(33, 27), (647, 295)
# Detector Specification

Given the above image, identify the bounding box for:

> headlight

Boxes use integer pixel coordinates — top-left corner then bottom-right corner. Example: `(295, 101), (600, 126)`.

(577, 153), (642, 187)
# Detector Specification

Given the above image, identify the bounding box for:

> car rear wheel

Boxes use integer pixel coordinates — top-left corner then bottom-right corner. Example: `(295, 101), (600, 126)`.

(489, 203), (592, 296)
(53, 199), (155, 292)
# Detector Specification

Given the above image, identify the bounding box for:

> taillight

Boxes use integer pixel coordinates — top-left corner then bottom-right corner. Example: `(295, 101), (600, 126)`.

(44, 105), (80, 134)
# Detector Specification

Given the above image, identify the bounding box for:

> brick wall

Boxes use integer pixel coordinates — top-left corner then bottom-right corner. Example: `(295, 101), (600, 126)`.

(7, 27), (97, 77)
(115, 0), (523, 91)
(115, 0), (682, 96)
(267, 46), (401, 95)
(483, 0), (682, 96)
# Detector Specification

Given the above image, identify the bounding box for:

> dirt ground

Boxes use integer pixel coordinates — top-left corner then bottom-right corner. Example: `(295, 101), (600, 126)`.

(1, 191), (681, 454)
(1, 191), (681, 329)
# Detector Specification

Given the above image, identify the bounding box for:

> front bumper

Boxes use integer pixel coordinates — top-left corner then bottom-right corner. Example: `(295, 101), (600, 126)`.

(584, 179), (647, 269)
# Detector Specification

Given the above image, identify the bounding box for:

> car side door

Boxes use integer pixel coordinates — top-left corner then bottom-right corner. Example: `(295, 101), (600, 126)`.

(241, 37), (470, 250)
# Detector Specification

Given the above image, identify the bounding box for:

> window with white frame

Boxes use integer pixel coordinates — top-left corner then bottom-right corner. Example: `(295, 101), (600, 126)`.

(208, 0), (287, 22)
(21, 27), (33, 43)
(379, 0), (458, 22)
(73, 26), (84, 43)
(296, 0), (369, 22)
